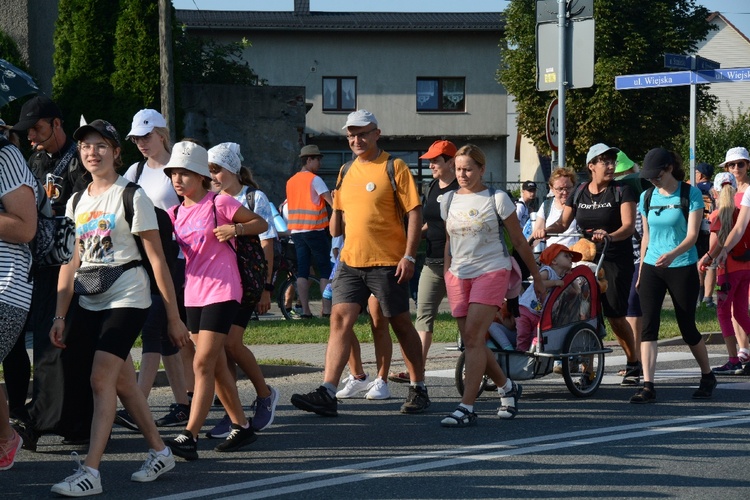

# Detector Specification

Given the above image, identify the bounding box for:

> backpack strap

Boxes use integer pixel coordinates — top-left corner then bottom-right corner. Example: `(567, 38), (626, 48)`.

(336, 153), (403, 216)
(542, 197), (553, 220)
(122, 182), (148, 261)
(643, 183), (690, 222)
(444, 188), (508, 257)
(134, 159), (147, 184)
(571, 181), (589, 212)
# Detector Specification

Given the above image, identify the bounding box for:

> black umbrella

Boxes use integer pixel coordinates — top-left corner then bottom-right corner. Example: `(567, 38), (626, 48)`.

(0, 58), (39, 107)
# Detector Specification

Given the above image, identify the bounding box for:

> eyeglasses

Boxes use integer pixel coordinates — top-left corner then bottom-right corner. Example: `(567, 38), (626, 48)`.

(647, 171), (665, 183)
(346, 127), (377, 141)
(130, 132), (153, 144)
(596, 159), (616, 166)
(726, 161), (747, 169)
(553, 186), (572, 193)
(78, 142), (110, 155)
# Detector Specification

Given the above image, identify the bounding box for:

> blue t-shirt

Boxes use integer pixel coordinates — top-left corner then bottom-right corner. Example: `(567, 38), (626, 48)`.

(639, 182), (703, 268)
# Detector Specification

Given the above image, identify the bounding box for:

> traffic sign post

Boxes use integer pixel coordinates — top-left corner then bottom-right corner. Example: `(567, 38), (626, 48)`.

(546, 98), (559, 153)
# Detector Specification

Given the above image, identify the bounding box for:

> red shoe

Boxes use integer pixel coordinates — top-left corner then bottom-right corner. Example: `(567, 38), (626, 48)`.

(387, 371), (410, 384)
(0, 430), (22, 470)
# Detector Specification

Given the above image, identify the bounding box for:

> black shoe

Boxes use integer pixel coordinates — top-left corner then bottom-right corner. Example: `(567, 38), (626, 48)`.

(692, 374), (717, 399)
(290, 386), (338, 417)
(629, 387), (656, 404)
(165, 430), (199, 461)
(114, 409), (139, 431)
(214, 424), (258, 452)
(155, 403), (190, 427)
(400, 386), (431, 414)
(11, 419), (38, 452)
(61, 435), (90, 446)
(620, 362), (642, 386)
(741, 362), (750, 376)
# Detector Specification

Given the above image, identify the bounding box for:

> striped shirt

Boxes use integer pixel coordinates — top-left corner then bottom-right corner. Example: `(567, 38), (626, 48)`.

(0, 142), (36, 311)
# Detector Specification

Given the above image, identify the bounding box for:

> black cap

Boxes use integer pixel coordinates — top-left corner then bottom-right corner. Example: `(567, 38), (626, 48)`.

(73, 119), (121, 147)
(696, 162), (714, 178)
(640, 147), (673, 179)
(12, 96), (63, 131)
(522, 180), (537, 191)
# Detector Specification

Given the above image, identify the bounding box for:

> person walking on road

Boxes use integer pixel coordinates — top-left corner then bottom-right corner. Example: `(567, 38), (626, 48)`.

(630, 147), (716, 404)
(290, 109), (430, 417)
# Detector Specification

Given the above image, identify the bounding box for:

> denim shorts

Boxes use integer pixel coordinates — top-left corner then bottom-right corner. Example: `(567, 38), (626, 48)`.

(291, 230), (332, 279)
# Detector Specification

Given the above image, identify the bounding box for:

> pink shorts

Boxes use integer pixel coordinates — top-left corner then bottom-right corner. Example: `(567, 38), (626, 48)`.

(445, 268), (511, 317)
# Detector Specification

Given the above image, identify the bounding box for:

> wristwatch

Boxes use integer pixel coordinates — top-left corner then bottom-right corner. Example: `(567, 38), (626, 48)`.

(403, 255), (416, 264)
(264, 283), (275, 292)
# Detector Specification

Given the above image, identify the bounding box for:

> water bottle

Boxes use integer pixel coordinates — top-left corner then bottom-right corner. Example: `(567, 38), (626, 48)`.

(322, 283), (333, 300)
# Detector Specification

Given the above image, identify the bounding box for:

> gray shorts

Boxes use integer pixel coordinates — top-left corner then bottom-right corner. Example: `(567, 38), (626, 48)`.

(332, 262), (410, 317)
(415, 261), (447, 332)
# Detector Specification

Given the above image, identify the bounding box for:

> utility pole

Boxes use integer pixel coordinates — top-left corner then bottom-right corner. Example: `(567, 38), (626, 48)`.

(159, 0), (175, 142)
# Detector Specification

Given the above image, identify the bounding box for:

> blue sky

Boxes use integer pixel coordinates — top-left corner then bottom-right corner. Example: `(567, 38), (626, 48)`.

(172, 1), (750, 39)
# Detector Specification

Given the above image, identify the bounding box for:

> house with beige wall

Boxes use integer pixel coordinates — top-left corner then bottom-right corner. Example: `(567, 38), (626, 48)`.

(176, 0), (508, 189)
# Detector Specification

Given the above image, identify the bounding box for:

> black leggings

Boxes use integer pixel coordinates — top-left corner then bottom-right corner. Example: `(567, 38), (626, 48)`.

(639, 263), (701, 345)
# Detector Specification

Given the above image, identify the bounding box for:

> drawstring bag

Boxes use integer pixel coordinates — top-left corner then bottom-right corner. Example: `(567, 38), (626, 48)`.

(74, 261), (141, 295)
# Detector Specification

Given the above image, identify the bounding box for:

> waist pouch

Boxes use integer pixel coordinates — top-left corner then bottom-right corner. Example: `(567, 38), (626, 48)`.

(74, 261), (141, 295)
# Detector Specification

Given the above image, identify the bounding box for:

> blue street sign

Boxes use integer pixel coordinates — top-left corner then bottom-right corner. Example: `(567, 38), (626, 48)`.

(695, 67), (750, 84)
(695, 55), (720, 71)
(664, 53), (692, 70)
(615, 71), (694, 90)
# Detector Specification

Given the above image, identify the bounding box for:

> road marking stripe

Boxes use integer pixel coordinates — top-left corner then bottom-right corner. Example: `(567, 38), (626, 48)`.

(150, 410), (750, 500)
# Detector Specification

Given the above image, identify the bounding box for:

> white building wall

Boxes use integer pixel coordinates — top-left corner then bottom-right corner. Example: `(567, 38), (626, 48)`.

(697, 16), (750, 116)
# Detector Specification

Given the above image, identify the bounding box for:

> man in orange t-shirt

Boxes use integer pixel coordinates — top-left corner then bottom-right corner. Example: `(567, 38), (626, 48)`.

(290, 109), (430, 417)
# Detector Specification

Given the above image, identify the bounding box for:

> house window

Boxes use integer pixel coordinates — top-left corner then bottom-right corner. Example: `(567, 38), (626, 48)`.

(416, 77), (465, 112)
(323, 77), (356, 111)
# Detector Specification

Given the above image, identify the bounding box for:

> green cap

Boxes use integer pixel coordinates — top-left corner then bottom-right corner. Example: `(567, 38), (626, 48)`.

(615, 151), (635, 174)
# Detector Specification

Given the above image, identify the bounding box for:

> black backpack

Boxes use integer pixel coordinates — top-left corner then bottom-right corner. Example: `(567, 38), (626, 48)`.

(73, 181), (177, 294)
(0, 137), (75, 280)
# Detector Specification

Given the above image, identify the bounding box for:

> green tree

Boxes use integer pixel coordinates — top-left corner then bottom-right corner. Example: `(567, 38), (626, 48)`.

(498, 0), (716, 167)
(676, 107), (750, 170)
(174, 32), (265, 86)
(53, 0), (120, 131)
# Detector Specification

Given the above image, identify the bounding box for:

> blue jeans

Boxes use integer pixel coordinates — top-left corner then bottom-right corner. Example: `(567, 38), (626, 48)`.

(291, 230), (332, 279)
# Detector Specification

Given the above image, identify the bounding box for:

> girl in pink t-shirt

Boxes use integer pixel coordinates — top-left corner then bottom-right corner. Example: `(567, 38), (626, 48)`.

(162, 142), (267, 460)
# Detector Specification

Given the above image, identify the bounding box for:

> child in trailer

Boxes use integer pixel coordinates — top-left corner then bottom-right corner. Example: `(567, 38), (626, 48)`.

(514, 243), (582, 352)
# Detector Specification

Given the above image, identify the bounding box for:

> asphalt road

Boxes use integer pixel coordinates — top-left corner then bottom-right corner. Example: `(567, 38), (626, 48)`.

(6, 344), (750, 499)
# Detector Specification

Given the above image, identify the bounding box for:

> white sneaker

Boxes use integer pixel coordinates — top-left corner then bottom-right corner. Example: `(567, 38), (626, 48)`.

(336, 374), (371, 398)
(365, 377), (391, 400)
(50, 452), (103, 497)
(131, 448), (175, 482)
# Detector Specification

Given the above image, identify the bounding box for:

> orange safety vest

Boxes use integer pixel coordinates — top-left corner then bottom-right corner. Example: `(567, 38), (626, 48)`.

(286, 171), (329, 231)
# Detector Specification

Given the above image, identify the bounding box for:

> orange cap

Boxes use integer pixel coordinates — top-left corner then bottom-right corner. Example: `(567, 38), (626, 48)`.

(420, 140), (457, 159)
(540, 243), (582, 266)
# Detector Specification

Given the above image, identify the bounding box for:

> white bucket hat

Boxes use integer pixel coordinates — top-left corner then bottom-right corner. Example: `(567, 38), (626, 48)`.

(164, 141), (210, 178)
(719, 147), (750, 168)
(208, 142), (243, 174)
(127, 109), (167, 138)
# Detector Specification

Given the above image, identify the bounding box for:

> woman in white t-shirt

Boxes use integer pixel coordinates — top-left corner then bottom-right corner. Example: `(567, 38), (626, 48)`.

(532, 167), (580, 248)
(439, 144), (544, 428)
(120, 109), (191, 431)
(206, 142), (279, 436)
(49, 120), (189, 495)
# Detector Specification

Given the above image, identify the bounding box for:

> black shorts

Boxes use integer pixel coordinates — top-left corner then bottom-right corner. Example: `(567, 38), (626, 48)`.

(185, 300), (240, 334)
(601, 258), (635, 319)
(332, 262), (410, 317)
(73, 306), (149, 361)
(696, 231), (710, 260)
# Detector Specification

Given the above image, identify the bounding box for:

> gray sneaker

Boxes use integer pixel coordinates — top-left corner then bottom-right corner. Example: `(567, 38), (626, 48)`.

(400, 386), (431, 414)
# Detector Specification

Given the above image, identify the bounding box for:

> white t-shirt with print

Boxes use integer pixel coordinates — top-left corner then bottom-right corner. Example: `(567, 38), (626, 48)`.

(66, 176), (158, 311)
(441, 188), (516, 279)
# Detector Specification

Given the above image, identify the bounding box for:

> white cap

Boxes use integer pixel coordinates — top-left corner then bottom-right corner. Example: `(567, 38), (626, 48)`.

(127, 109), (167, 138)
(713, 172), (737, 192)
(164, 142), (210, 179)
(208, 142), (243, 174)
(342, 109), (378, 129)
(719, 147), (750, 168)
(585, 143), (620, 165)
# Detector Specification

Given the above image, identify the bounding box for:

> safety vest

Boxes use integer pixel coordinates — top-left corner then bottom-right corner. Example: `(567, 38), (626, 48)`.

(286, 171), (329, 231)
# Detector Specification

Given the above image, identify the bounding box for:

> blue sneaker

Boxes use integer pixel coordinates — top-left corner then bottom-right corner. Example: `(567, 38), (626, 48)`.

(251, 386), (279, 431)
(206, 414), (232, 439)
(712, 360), (742, 375)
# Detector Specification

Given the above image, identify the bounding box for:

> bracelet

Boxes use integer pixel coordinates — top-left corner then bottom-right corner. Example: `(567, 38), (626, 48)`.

(53, 316), (65, 322)
(233, 224), (238, 238)
(705, 253), (714, 262)
(403, 255), (416, 264)
(238, 223), (243, 236)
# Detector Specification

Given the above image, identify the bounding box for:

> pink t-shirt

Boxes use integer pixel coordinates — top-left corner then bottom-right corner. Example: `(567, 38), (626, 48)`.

(170, 191), (242, 307)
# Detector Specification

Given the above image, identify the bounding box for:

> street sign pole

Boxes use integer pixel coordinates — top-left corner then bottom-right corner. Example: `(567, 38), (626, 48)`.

(558, 0), (566, 169)
(689, 75), (697, 185)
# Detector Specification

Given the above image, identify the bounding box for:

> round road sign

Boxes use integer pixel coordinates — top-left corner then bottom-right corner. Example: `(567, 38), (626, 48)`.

(546, 98), (559, 152)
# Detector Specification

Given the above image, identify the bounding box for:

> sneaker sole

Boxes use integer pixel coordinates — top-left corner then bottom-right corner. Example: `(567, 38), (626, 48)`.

(114, 415), (140, 432)
(205, 431), (231, 439)
(155, 419), (189, 427)
(365, 392), (391, 400)
(290, 395), (338, 417)
(130, 458), (175, 482)
(399, 397), (431, 414)
(51, 484), (103, 497)
(166, 443), (199, 461)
